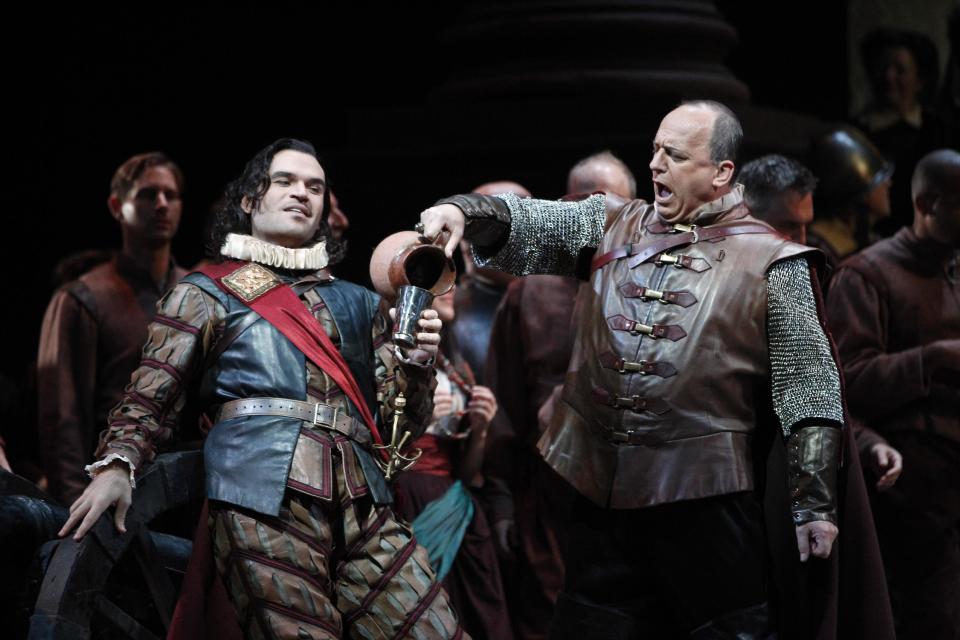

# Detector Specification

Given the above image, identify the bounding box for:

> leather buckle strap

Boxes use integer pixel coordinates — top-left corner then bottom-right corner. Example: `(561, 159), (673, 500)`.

(618, 283), (698, 307)
(591, 387), (671, 415)
(644, 220), (700, 235)
(607, 314), (687, 341)
(598, 351), (677, 378)
(217, 398), (372, 445)
(596, 427), (659, 445)
(629, 222), (771, 269)
(592, 220), (772, 273)
(653, 253), (711, 272)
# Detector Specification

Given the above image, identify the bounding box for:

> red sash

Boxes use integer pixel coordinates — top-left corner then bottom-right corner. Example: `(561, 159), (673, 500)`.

(197, 261), (385, 452)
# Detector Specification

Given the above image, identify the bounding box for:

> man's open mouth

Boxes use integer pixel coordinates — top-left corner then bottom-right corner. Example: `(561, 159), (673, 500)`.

(654, 182), (673, 202)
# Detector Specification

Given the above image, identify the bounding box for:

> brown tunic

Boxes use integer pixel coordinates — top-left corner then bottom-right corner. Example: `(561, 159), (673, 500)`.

(36, 254), (186, 504)
(825, 227), (960, 443)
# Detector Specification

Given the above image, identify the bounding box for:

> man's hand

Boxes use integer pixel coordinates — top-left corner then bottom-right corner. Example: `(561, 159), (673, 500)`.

(390, 308), (442, 364)
(466, 385), (498, 431)
(795, 521), (838, 562)
(432, 390), (455, 421)
(58, 465), (133, 541)
(869, 442), (903, 491)
(418, 204), (465, 258)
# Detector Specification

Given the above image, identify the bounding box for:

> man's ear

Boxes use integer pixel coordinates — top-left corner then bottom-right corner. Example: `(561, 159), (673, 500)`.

(107, 195), (123, 222)
(241, 196), (252, 215)
(713, 160), (736, 189)
(914, 193), (935, 217)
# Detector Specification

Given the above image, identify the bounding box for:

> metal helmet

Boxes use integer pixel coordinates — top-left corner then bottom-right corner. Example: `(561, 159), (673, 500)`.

(810, 126), (893, 210)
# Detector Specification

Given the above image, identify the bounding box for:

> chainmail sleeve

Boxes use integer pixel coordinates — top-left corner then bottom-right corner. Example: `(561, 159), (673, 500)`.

(766, 256), (845, 436)
(471, 193), (606, 277)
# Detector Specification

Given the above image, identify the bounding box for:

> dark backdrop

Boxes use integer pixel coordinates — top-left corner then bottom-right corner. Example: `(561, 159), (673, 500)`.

(7, 1), (848, 381)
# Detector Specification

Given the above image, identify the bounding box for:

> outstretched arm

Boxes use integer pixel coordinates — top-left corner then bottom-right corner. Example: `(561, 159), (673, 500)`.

(420, 193), (607, 277)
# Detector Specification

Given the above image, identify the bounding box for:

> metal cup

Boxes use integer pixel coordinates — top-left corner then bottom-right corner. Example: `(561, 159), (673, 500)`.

(393, 284), (434, 349)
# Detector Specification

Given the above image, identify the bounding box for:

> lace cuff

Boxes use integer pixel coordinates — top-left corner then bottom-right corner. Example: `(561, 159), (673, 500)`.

(85, 453), (137, 489)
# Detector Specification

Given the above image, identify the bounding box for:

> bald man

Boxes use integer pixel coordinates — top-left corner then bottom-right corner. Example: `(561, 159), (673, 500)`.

(827, 149), (960, 640)
(567, 151), (636, 199)
(419, 101), (890, 638)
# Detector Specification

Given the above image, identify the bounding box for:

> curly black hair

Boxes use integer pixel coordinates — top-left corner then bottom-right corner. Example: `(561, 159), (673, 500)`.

(206, 138), (346, 264)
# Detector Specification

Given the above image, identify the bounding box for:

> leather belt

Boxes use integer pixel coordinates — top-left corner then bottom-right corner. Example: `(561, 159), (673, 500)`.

(591, 387), (671, 415)
(618, 283), (698, 307)
(217, 398), (372, 445)
(598, 351), (677, 378)
(607, 314), (687, 341)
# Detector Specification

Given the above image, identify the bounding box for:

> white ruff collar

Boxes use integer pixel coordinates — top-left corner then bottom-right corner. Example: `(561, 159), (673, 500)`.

(220, 233), (329, 270)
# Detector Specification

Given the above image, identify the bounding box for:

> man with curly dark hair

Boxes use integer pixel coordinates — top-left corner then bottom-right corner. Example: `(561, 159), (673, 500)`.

(60, 138), (468, 639)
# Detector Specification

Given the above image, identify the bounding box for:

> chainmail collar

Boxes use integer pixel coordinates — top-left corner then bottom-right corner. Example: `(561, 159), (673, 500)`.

(220, 233), (328, 271)
(655, 183), (746, 227)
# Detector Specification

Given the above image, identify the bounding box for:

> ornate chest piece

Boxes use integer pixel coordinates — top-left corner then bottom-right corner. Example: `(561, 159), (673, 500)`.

(221, 263), (282, 302)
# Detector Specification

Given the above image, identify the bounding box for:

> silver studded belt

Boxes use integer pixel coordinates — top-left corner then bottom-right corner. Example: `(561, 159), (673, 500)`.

(217, 397), (371, 445)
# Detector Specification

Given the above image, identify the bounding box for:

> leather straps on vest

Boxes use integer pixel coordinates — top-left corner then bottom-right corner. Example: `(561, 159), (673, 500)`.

(607, 314), (687, 341)
(618, 283), (698, 307)
(590, 221), (773, 273)
(597, 351), (677, 378)
(591, 387), (671, 416)
(653, 253), (712, 272)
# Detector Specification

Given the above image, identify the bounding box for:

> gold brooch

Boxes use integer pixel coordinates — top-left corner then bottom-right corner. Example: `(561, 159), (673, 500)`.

(221, 263), (281, 302)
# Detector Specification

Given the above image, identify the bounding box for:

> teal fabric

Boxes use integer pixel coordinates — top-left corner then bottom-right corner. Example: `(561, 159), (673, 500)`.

(411, 480), (475, 580)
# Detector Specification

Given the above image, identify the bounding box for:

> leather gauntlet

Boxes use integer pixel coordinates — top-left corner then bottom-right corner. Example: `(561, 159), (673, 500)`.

(787, 425), (841, 525)
(434, 194), (512, 249)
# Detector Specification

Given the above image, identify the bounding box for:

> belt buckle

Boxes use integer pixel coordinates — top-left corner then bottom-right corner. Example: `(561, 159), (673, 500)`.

(312, 403), (337, 428)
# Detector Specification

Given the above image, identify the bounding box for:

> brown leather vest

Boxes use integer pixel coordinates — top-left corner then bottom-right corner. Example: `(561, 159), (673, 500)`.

(538, 195), (814, 509)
